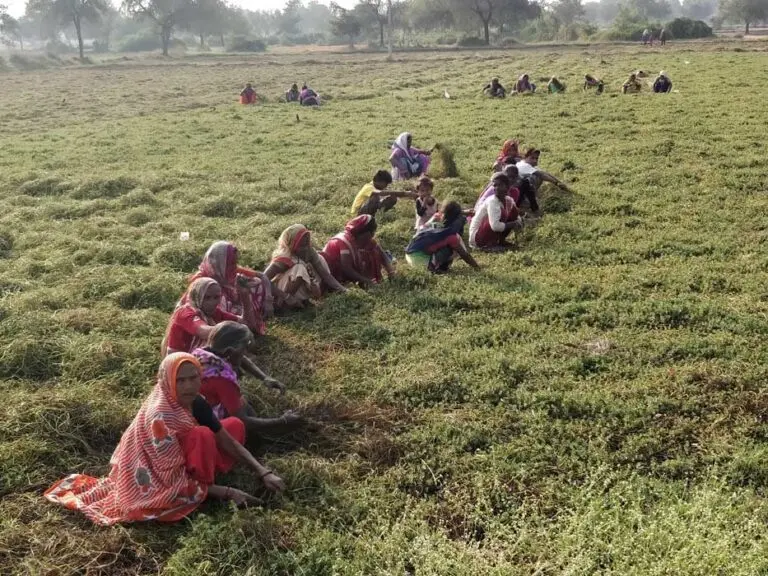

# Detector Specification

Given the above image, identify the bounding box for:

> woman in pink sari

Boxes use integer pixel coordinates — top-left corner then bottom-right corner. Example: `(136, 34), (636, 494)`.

(389, 132), (432, 181)
(190, 241), (273, 336)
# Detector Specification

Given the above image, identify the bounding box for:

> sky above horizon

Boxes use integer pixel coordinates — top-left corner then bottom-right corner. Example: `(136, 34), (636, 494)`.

(2, 0), (358, 18)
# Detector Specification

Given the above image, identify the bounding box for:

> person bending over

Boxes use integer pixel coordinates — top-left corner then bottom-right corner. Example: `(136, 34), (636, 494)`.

(483, 77), (507, 98)
(321, 215), (394, 288)
(352, 169), (418, 217)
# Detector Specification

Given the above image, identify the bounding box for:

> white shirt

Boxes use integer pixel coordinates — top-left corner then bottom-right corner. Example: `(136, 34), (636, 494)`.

(469, 195), (512, 247)
(516, 160), (539, 178)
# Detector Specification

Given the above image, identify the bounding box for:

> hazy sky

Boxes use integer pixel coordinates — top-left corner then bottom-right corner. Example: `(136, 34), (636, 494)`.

(3, 0), (357, 18)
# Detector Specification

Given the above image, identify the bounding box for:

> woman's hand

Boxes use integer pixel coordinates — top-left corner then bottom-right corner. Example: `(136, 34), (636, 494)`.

(227, 487), (259, 506)
(264, 377), (286, 395)
(261, 472), (286, 493)
(280, 409), (304, 426)
(236, 274), (251, 296)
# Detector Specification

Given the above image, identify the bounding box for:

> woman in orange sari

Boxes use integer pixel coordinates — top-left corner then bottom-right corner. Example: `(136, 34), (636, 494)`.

(190, 241), (273, 336)
(45, 353), (285, 525)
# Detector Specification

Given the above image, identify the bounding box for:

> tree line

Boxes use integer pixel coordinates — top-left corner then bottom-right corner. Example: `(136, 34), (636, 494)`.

(0, 0), (766, 60)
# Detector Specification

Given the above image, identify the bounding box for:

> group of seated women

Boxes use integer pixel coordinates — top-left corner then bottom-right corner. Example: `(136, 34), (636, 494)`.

(480, 71), (674, 97)
(44, 132), (576, 525)
(623, 70), (673, 94)
(482, 74), (538, 97)
(285, 83), (321, 106)
(239, 83), (322, 106)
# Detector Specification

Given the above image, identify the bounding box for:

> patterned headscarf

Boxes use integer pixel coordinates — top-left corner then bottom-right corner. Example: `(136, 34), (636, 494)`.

(199, 241), (238, 286)
(345, 214), (373, 235)
(497, 139), (519, 163)
(272, 224), (310, 262)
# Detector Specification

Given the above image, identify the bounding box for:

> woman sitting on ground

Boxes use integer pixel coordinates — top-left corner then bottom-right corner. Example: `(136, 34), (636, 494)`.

(623, 73), (643, 94)
(263, 224), (347, 309)
(547, 77), (566, 94)
(406, 201), (479, 274)
(240, 83), (257, 105)
(299, 84), (320, 106)
(389, 132), (432, 180)
(482, 77), (507, 98)
(515, 74), (536, 94)
(469, 173), (523, 251)
(194, 322), (300, 437)
(44, 353), (285, 525)
(191, 241), (273, 336)
(321, 215), (394, 288)
(652, 71), (673, 93)
(285, 83), (300, 102)
(516, 148), (573, 215)
(584, 74), (605, 94)
(162, 278), (243, 356)
(491, 139), (521, 172)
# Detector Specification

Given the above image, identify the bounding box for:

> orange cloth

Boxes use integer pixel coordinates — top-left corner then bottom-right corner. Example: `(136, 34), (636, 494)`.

(44, 354), (209, 525)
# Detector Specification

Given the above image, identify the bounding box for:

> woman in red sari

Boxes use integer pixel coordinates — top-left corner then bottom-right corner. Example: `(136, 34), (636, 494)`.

(321, 215), (394, 289)
(492, 139), (521, 172)
(190, 241), (273, 336)
(161, 277), (243, 356)
(44, 353), (284, 525)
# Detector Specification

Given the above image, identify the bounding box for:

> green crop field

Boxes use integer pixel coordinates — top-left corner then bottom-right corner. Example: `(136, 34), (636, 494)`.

(2, 41), (768, 575)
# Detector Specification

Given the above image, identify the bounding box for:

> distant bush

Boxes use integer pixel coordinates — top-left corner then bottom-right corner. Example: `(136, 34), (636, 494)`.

(9, 53), (48, 71)
(436, 34), (458, 45)
(118, 31), (186, 53)
(665, 18), (713, 39)
(598, 25), (659, 41)
(457, 36), (486, 47)
(118, 30), (161, 52)
(282, 33), (326, 46)
(92, 40), (110, 53)
(227, 36), (267, 53)
(46, 39), (76, 55)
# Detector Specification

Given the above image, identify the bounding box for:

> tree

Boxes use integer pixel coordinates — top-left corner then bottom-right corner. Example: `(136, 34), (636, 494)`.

(551, 0), (584, 38)
(408, 0), (455, 31)
(497, 0), (540, 36)
(629, 0), (673, 19)
(682, 0), (717, 20)
(0, 4), (23, 48)
(278, 0), (301, 35)
(185, 0), (227, 47)
(357, 0), (387, 46)
(122, 0), (191, 56)
(444, 0), (539, 45)
(27, 0), (108, 60)
(467, 0), (494, 44)
(718, 0), (767, 32)
(330, 2), (361, 45)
